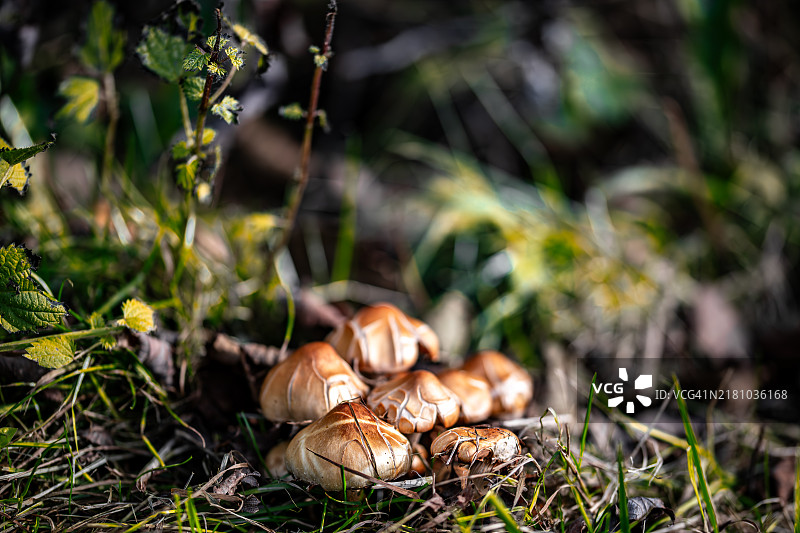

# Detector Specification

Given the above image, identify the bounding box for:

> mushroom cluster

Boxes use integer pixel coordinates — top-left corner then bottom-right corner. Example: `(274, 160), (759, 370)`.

(257, 302), (535, 492)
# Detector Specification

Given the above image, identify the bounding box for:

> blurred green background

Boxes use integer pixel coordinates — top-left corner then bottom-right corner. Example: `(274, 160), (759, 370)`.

(1, 0), (798, 416)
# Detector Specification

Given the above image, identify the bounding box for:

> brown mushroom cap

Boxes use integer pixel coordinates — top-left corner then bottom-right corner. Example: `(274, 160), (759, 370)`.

(437, 369), (493, 424)
(461, 350), (533, 417)
(326, 303), (439, 374)
(367, 370), (460, 434)
(265, 441), (290, 478)
(430, 427), (520, 464)
(285, 402), (412, 491)
(259, 342), (369, 423)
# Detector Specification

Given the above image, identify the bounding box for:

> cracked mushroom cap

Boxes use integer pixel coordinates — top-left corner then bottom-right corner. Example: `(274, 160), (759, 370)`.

(326, 303), (439, 374)
(437, 369), (493, 424)
(285, 402), (412, 491)
(430, 426), (520, 464)
(259, 342), (369, 423)
(367, 370), (460, 434)
(461, 350), (533, 417)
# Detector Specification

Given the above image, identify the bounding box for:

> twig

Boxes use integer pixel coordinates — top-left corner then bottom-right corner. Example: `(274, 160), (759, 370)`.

(265, 1), (338, 281)
(193, 8), (224, 156)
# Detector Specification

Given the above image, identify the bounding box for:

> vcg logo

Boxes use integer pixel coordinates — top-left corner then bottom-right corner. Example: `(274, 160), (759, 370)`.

(592, 368), (653, 414)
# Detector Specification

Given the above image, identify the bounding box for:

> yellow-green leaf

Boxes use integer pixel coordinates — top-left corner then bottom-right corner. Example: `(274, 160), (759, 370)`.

(232, 23), (268, 56)
(80, 1), (126, 72)
(211, 95), (242, 124)
(0, 427), (16, 449)
(57, 77), (100, 123)
(117, 299), (155, 333)
(24, 336), (75, 369)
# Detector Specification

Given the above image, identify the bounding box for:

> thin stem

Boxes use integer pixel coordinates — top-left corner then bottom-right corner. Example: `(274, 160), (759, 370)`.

(193, 9), (223, 156)
(265, 1), (338, 281)
(178, 86), (193, 141)
(0, 327), (124, 354)
(100, 72), (119, 196)
(209, 66), (237, 105)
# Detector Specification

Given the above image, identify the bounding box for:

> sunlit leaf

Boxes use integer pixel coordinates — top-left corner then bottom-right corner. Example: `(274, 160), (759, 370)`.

(211, 95), (242, 124)
(0, 278), (68, 333)
(117, 299), (156, 333)
(182, 76), (205, 101)
(206, 35), (229, 50)
(0, 427), (16, 449)
(24, 335), (75, 369)
(183, 47), (210, 72)
(232, 23), (268, 56)
(207, 61), (226, 77)
(201, 128), (216, 145)
(172, 141), (191, 159)
(137, 26), (191, 83)
(80, 1), (126, 72)
(57, 76), (100, 123)
(175, 158), (199, 190)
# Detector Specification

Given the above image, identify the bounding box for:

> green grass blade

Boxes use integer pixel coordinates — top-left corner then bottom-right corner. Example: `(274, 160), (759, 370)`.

(486, 491), (522, 533)
(794, 448), (800, 533)
(579, 373), (596, 470)
(617, 446), (631, 533)
(674, 376), (719, 533)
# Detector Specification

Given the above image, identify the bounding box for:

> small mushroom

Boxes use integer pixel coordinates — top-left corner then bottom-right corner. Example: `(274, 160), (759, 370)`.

(326, 303), (439, 374)
(259, 342), (369, 423)
(437, 369), (493, 424)
(461, 350), (533, 417)
(430, 426), (520, 465)
(285, 402), (412, 491)
(265, 441), (290, 478)
(367, 370), (460, 434)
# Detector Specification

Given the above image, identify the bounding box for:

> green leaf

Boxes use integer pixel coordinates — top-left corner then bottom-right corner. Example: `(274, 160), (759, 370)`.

(0, 245), (67, 334)
(0, 137), (54, 167)
(279, 103), (304, 120)
(211, 95), (242, 124)
(183, 47), (210, 72)
(207, 61), (226, 77)
(24, 336), (75, 369)
(0, 427), (16, 449)
(117, 299), (156, 333)
(201, 128), (216, 145)
(137, 26), (192, 83)
(206, 35), (229, 50)
(0, 278), (68, 333)
(0, 244), (34, 285)
(175, 158), (199, 190)
(172, 141), (191, 160)
(232, 23), (268, 56)
(225, 47), (244, 70)
(57, 76), (100, 123)
(182, 76), (205, 101)
(80, 1), (126, 72)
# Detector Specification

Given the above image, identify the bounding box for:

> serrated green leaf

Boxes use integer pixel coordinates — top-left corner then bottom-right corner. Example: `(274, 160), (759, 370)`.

(207, 62), (226, 77)
(24, 336), (74, 369)
(183, 76), (205, 101)
(232, 23), (268, 56)
(100, 335), (116, 350)
(206, 35), (229, 50)
(137, 26), (191, 83)
(0, 137), (54, 167)
(211, 95), (242, 124)
(183, 47), (210, 72)
(0, 246), (66, 333)
(117, 299), (155, 333)
(80, 1), (126, 72)
(0, 244), (33, 285)
(88, 311), (104, 329)
(226, 47), (244, 69)
(172, 141), (191, 159)
(57, 76), (100, 123)
(0, 278), (68, 333)
(175, 158), (199, 190)
(0, 427), (16, 449)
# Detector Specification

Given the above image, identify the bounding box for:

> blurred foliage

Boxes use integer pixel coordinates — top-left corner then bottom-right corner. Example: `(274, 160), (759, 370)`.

(0, 0), (797, 370)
